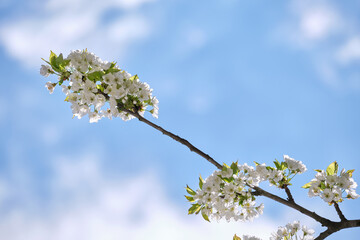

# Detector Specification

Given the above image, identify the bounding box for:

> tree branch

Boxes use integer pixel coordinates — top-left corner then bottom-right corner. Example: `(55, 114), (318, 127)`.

(122, 110), (360, 240)
(315, 220), (360, 240)
(333, 202), (347, 222)
(315, 227), (338, 240)
(124, 109), (223, 170)
(251, 186), (333, 227)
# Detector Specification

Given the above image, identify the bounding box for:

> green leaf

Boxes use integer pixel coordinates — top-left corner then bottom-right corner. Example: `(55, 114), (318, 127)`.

(314, 169), (323, 173)
(254, 161), (260, 166)
(60, 59), (71, 68)
(302, 182), (312, 189)
(233, 234), (241, 240)
(274, 159), (281, 170)
(129, 74), (139, 81)
(347, 169), (355, 177)
(326, 161), (338, 176)
(220, 176), (232, 183)
(266, 166), (275, 171)
(188, 204), (201, 215)
(49, 51), (57, 66)
(96, 84), (104, 92)
(185, 185), (196, 196)
(105, 62), (121, 74)
(280, 162), (287, 170)
(231, 162), (239, 174)
(87, 71), (105, 82)
(106, 68), (120, 74)
(201, 208), (210, 222)
(48, 51), (71, 72)
(199, 175), (204, 190)
(223, 163), (230, 168)
(184, 195), (195, 202)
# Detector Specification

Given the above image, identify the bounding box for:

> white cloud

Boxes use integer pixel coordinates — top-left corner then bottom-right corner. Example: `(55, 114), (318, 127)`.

(0, 152), (283, 240)
(298, 6), (339, 41)
(282, 1), (341, 48)
(336, 37), (360, 64)
(277, 0), (360, 91)
(0, 0), (156, 68)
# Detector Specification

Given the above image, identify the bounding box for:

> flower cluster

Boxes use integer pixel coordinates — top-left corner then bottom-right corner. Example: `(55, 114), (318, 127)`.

(233, 221), (315, 240)
(185, 155), (305, 222)
(233, 234), (262, 240)
(270, 221), (315, 240)
(303, 161), (359, 203)
(255, 155), (307, 188)
(186, 162), (264, 222)
(40, 50), (159, 123)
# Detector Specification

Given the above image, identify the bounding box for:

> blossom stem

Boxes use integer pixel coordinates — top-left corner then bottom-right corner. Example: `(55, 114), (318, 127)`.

(284, 185), (295, 203)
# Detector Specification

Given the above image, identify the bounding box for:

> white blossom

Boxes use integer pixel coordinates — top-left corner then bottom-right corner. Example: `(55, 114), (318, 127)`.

(40, 65), (52, 77)
(40, 49), (159, 123)
(306, 164), (359, 203)
(269, 222), (315, 240)
(45, 82), (55, 94)
(283, 155), (307, 173)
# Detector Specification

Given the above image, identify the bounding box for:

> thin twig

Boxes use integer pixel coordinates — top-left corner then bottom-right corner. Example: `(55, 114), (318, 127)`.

(333, 202), (347, 222)
(124, 109), (223, 170)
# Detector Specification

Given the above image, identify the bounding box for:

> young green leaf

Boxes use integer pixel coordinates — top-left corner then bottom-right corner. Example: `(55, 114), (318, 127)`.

(87, 71), (105, 82)
(222, 163), (230, 172)
(201, 208), (210, 222)
(280, 162), (287, 170)
(326, 161), (338, 176)
(233, 234), (241, 240)
(302, 182), (312, 189)
(231, 162), (239, 174)
(199, 175), (204, 190)
(274, 159), (281, 170)
(129, 74), (139, 81)
(184, 195), (195, 202)
(185, 185), (196, 196)
(49, 51), (57, 66)
(347, 169), (355, 177)
(188, 204), (201, 215)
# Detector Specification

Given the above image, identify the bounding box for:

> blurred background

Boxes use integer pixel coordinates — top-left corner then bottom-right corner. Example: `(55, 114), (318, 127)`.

(0, 0), (359, 239)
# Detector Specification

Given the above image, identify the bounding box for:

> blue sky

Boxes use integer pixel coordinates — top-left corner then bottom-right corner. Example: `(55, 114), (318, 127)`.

(0, 0), (359, 239)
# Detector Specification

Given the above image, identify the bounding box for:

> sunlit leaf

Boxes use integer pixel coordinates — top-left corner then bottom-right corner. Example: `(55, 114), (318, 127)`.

(302, 182), (312, 189)
(326, 161), (338, 176)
